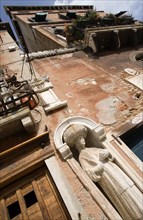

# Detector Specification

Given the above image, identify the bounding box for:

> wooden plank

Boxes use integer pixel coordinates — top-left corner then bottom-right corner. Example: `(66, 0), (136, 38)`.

(32, 180), (51, 220)
(22, 184), (33, 197)
(44, 195), (55, 206)
(0, 131), (50, 157)
(36, 175), (57, 216)
(0, 199), (9, 220)
(12, 213), (23, 220)
(45, 173), (63, 207)
(16, 189), (29, 220)
(1, 166), (45, 198)
(0, 136), (52, 167)
(36, 175), (50, 187)
(0, 211), (2, 220)
(37, 173), (66, 220)
(56, 215), (66, 220)
(29, 210), (44, 220)
(48, 201), (65, 220)
(5, 193), (17, 206)
(27, 203), (40, 216)
(0, 147), (54, 189)
(45, 173), (69, 220)
(36, 176), (52, 200)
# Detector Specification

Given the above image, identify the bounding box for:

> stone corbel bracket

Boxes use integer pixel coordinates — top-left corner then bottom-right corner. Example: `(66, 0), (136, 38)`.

(54, 116), (106, 160)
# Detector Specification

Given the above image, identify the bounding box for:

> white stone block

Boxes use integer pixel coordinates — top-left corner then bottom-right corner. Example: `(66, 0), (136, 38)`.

(8, 45), (16, 52)
(21, 116), (35, 133)
(58, 143), (72, 160)
(92, 124), (106, 140)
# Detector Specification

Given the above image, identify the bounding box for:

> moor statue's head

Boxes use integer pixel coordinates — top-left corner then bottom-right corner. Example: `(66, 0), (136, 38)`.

(63, 124), (88, 149)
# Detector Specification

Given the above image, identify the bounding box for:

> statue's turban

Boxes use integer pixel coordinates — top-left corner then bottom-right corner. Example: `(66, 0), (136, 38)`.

(63, 124), (88, 147)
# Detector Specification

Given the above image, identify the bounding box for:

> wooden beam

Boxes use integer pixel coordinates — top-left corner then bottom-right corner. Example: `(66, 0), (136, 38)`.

(0, 148), (54, 189)
(46, 172), (66, 217)
(0, 131), (50, 158)
(16, 189), (29, 220)
(1, 167), (45, 198)
(0, 199), (9, 220)
(32, 180), (51, 219)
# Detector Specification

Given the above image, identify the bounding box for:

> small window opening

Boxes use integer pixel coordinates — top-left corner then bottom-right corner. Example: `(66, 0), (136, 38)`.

(7, 201), (21, 219)
(24, 191), (38, 208)
(120, 125), (143, 161)
(135, 53), (143, 62)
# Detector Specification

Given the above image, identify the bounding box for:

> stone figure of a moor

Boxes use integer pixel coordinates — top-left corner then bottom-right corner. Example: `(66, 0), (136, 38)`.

(63, 124), (143, 220)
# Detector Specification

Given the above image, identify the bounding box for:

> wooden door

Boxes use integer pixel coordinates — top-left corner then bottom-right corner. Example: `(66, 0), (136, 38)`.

(0, 166), (71, 220)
